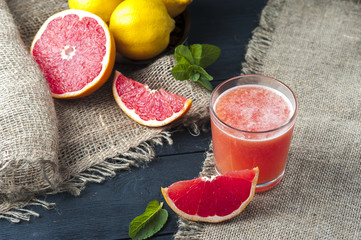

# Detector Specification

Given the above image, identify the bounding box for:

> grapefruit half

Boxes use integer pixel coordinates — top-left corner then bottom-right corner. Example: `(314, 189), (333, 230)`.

(162, 167), (259, 223)
(112, 71), (192, 127)
(30, 9), (116, 99)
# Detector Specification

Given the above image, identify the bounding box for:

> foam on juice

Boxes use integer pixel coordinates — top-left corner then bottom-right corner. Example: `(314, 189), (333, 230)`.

(214, 85), (294, 132)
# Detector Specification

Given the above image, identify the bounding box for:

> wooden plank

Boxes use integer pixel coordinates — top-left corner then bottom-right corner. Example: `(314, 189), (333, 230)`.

(0, 152), (205, 240)
(188, 0), (267, 82)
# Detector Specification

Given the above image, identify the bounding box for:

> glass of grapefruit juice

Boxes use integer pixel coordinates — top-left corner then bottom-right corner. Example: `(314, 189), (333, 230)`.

(210, 75), (297, 192)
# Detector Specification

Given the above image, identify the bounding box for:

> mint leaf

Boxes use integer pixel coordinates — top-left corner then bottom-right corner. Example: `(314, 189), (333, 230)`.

(171, 64), (190, 80)
(189, 72), (200, 82)
(133, 210), (168, 240)
(196, 44), (221, 68)
(198, 68), (213, 81)
(189, 44), (202, 65)
(172, 44), (220, 91)
(174, 45), (195, 65)
(198, 78), (213, 91)
(129, 201), (168, 240)
(188, 65), (213, 82)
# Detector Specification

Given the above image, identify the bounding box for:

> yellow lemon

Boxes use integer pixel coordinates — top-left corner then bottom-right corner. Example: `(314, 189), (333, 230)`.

(68, 0), (124, 23)
(161, 0), (193, 17)
(109, 0), (175, 60)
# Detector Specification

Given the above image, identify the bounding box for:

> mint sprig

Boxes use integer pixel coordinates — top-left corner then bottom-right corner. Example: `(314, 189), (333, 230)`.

(172, 44), (221, 91)
(129, 200), (168, 240)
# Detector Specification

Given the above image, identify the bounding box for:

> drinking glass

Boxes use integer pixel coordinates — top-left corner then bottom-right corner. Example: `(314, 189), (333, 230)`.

(210, 75), (297, 192)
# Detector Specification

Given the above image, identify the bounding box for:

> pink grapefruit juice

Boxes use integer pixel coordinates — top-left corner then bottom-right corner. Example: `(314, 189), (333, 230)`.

(210, 75), (297, 192)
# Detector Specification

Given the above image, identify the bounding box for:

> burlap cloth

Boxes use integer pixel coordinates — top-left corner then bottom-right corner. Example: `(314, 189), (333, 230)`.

(0, 0), (210, 222)
(176, 0), (361, 239)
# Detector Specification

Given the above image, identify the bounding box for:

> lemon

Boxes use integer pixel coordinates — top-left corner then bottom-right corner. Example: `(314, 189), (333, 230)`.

(109, 0), (175, 60)
(68, 0), (124, 23)
(161, 0), (193, 17)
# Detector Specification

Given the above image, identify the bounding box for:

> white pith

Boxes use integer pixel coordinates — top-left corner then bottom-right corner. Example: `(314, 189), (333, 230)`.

(61, 45), (76, 60)
(30, 9), (113, 98)
(201, 175), (217, 181)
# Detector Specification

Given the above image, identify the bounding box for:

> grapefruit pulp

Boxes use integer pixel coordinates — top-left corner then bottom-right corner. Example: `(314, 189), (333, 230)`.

(30, 9), (116, 99)
(112, 71), (192, 127)
(161, 167), (259, 223)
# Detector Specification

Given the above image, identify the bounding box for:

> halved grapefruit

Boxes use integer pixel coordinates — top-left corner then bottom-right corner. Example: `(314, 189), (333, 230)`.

(161, 167), (259, 223)
(112, 71), (192, 127)
(30, 9), (116, 99)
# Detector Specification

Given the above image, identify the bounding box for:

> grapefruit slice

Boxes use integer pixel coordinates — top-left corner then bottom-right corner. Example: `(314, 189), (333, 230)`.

(161, 167), (259, 223)
(112, 71), (192, 127)
(30, 9), (116, 99)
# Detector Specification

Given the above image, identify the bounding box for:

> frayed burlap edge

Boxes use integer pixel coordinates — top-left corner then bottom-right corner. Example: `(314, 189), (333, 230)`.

(0, 131), (174, 223)
(0, 117), (209, 223)
(241, 0), (285, 75)
(0, 159), (61, 223)
(59, 131), (174, 197)
(174, 0), (285, 238)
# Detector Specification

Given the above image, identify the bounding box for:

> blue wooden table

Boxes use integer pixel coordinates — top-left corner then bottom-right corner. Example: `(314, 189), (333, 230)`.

(0, 1), (267, 239)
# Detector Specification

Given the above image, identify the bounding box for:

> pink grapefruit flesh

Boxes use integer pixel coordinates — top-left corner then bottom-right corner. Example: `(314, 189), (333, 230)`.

(162, 167), (259, 223)
(112, 71), (192, 127)
(30, 9), (116, 99)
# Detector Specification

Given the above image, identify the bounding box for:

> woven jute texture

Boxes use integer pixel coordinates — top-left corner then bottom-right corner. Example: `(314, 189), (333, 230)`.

(0, 0), (210, 222)
(176, 0), (361, 239)
(0, 0), (61, 222)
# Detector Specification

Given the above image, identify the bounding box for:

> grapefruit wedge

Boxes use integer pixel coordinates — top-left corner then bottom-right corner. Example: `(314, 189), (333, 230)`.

(112, 71), (192, 127)
(30, 9), (116, 99)
(162, 167), (259, 223)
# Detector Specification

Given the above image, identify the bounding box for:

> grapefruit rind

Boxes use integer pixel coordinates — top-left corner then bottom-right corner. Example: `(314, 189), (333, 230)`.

(30, 9), (116, 99)
(161, 167), (259, 223)
(112, 71), (192, 127)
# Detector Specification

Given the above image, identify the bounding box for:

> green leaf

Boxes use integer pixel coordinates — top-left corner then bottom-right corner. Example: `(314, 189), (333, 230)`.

(188, 65), (213, 81)
(189, 44), (202, 65)
(129, 201), (168, 240)
(172, 43), (220, 91)
(171, 64), (190, 80)
(132, 210), (168, 240)
(196, 44), (221, 68)
(199, 69), (213, 81)
(174, 45), (195, 65)
(198, 78), (213, 91)
(187, 65), (213, 90)
(189, 72), (200, 82)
